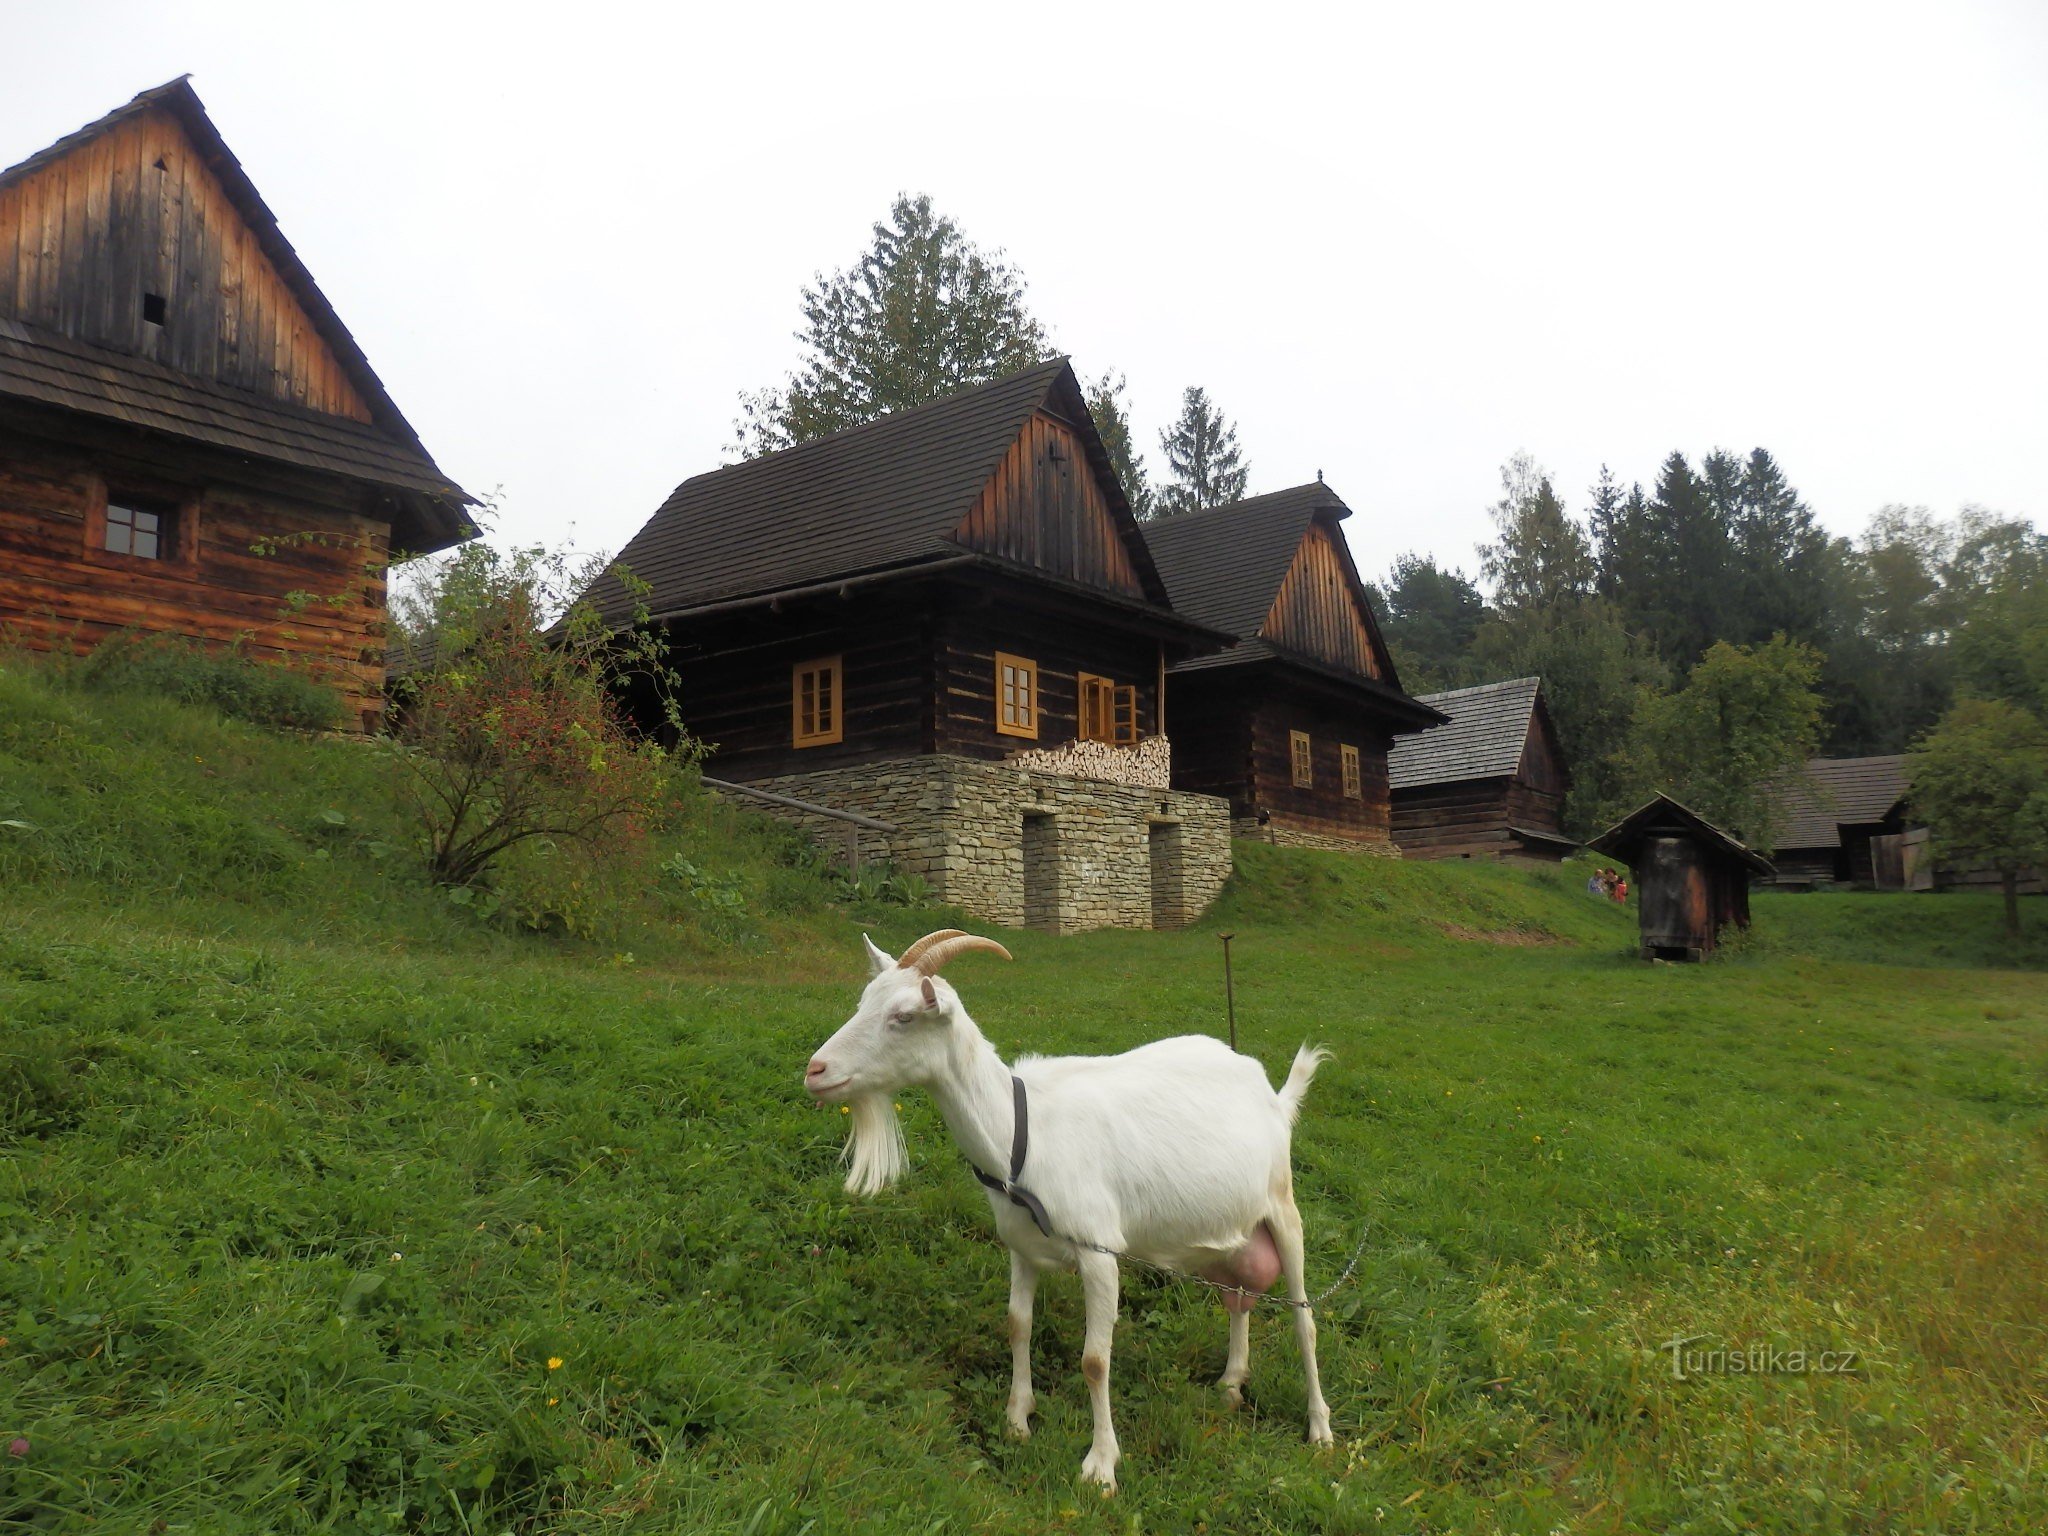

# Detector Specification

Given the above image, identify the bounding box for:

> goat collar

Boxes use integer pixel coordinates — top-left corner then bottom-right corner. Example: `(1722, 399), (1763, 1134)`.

(969, 1075), (1053, 1238)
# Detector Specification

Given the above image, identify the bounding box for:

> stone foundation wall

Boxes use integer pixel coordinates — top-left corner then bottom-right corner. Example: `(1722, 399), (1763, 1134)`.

(736, 755), (1232, 932)
(1231, 817), (1402, 857)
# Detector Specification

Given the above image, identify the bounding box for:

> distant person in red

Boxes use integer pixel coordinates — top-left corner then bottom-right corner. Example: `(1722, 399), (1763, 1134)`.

(1613, 873), (1629, 904)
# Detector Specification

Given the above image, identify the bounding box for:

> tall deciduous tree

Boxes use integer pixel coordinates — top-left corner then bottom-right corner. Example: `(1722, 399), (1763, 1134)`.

(1910, 698), (2048, 937)
(1155, 387), (1248, 515)
(733, 194), (1050, 456)
(1085, 369), (1153, 519)
(1479, 453), (1594, 614)
(1622, 635), (1827, 847)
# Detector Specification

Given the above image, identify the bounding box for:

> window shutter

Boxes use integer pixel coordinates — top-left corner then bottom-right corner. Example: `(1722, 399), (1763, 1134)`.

(1114, 686), (1139, 744)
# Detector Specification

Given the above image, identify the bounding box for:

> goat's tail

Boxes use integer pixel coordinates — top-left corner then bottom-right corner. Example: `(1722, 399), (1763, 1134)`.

(1278, 1043), (1332, 1126)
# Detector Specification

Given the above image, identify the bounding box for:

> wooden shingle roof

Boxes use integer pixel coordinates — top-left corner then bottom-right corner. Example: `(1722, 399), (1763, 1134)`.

(587, 359), (1190, 627)
(0, 78), (473, 552)
(1590, 793), (1775, 876)
(1387, 676), (1543, 789)
(1767, 755), (1914, 850)
(1144, 485), (1333, 643)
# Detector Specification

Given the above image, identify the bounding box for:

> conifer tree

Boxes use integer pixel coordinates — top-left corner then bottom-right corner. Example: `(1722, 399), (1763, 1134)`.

(733, 195), (1050, 456)
(1155, 387), (1248, 515)
(1085, 369), (1153, 519)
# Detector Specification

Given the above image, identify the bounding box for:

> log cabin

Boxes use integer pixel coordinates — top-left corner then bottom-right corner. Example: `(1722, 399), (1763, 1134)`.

(1590, 793), (1774, 961)
(1140, 483), (1445, 852)
(585, 358), (1239, 932)
(0, 79), (474, 729)
(1762, 754), (1914, 887)
(1386, 676), (1576, 861)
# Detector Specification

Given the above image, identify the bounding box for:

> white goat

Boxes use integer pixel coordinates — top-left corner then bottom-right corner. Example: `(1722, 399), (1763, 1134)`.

(804, 928), (1334, 1492)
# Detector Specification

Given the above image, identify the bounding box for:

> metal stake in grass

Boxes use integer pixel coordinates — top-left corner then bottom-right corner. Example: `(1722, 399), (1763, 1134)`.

(1219, 931), (1237, 1052)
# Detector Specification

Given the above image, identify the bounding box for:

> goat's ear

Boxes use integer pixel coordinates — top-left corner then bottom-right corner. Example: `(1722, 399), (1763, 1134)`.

(862, 934), (895, 977)
(920, 977), (940, 1011)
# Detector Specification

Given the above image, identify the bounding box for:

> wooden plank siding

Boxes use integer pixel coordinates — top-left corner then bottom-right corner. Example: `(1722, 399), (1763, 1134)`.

(1260, 519), (1382, 680)
(951, 412), (1149, 599)
(0, 426), (390, 725)
(0, 106), (370, 421)
(933, 592), (1160, 759)
(1392, 709), (1569, 859)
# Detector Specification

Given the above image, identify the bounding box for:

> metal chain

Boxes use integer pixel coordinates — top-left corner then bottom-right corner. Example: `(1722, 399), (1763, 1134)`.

(1036, 1215), (1373, 1312)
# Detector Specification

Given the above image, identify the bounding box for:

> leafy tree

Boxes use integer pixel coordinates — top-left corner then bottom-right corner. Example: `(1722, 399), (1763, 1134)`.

(1479, 453), (1594, 615)
(1622, 635), (1826, 846)
(1085, 369), (1153, 519)
(1946, 511), (2048, 713)
(389, 545), (691, 920)
(733, 194), (1050, 456)
(1472, 596), (1665, 834)
(1820, 506), (1957, 754)
(1155, 387), (1248, 515)
(1373, 553), (1486, 693)
(1910, 698), (2048, 937)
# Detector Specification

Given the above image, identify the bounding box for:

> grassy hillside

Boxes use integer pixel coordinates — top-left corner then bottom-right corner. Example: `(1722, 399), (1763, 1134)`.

(3, 664), (2045, 1534)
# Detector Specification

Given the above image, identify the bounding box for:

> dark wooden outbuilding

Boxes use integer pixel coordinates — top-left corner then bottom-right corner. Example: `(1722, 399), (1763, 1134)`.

(1386, 676), (1575, 860)
(1590, 794), (1774, 960)
(1141, 484), (1445, 851)
(0, 79), (474, 728)
(585, 357), (1229, 775)
(1763, 754), (1914, 887)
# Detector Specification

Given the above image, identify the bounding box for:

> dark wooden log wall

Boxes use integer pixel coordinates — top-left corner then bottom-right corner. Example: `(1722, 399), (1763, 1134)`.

(1166, 671), (1397, 841)
(952, 412), (1148, 599)
(934, 591), (1160, 758)
(0, 425), (390, 724)
(659, 595), (932, 779)
(1260, 519), (1383, 680)
(0, 106), (370, 419)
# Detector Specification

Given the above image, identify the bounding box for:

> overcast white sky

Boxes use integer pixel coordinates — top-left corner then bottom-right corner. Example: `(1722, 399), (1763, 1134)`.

(7, 1), (2045, 585)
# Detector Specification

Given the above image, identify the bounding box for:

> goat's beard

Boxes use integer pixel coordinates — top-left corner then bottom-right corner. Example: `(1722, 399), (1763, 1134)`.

(842, 1091), (907, 1196)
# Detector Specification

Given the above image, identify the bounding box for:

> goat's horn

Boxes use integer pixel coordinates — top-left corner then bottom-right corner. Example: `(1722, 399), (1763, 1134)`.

(909, 934), (1014, 976)
(895, 929), (969, 970)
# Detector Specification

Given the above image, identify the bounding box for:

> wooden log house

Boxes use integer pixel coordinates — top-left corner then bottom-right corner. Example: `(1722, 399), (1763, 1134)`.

(0, 79), (473, 727)
(1762, 754), (1914, 887)
(586, 358), (1240, 931)
(1590, 794), (1774, 961)
(1141, 484), (1446, 851)
(1386, 676), (1576, 861)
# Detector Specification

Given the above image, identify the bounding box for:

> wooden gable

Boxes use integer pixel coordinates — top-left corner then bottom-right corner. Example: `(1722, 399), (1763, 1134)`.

(951, 409), (1148, 599)
(1259, 516), (1393, 681)
(1517, 691), (1570, 796)
(0, 102), (371, 421)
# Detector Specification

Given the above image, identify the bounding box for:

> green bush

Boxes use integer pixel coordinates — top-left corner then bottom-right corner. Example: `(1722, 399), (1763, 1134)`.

(67, 632), (344, 732)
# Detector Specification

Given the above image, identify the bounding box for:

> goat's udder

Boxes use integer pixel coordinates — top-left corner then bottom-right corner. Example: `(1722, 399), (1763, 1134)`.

(1201, 1220), (1283, 1313)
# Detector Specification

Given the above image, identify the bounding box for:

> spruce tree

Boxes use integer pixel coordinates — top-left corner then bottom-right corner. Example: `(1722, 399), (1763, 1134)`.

(733, 195), (1050, 456)
(1155, 387), (1249, 515)
(1085, 370), (1153, 519)
(1478, 453), (1594, 614)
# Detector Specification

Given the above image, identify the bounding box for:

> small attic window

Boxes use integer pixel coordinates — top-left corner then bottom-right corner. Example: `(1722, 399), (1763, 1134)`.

(142, 292), (168, 326)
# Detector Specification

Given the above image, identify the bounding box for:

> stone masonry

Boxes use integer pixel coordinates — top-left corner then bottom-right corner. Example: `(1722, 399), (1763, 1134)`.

(741, 753), (1232, 933)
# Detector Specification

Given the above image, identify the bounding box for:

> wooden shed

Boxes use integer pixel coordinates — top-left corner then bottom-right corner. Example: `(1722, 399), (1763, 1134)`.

(1386, 676), (1575, 860)
(1590, 794), (1774, 960)
(584, 358), (1240, 933)
(1142, 483), (1445, 851)
(1763, 755), (1914, 887)
(0, 79), (474, 728)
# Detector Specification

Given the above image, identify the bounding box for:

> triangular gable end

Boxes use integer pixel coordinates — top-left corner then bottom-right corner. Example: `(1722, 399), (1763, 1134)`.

(1258, 512), (1401, 685)
(0, 79), (413, 437)
(950, 365), (1167, 604)
(1516, 685), (1571, 792)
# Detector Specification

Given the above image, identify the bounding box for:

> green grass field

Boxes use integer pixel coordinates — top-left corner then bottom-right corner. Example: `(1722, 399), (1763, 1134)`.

(3, 664), (2045, 1533)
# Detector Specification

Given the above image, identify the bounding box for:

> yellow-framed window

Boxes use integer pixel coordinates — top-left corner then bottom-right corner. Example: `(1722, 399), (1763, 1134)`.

(996, 652), (1039, 738)
(1078, 673), (1114, 742)
(1290, 729), (1313, 788)
(792, 655), (843, 746)
(1341, 743), (1362, 799)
